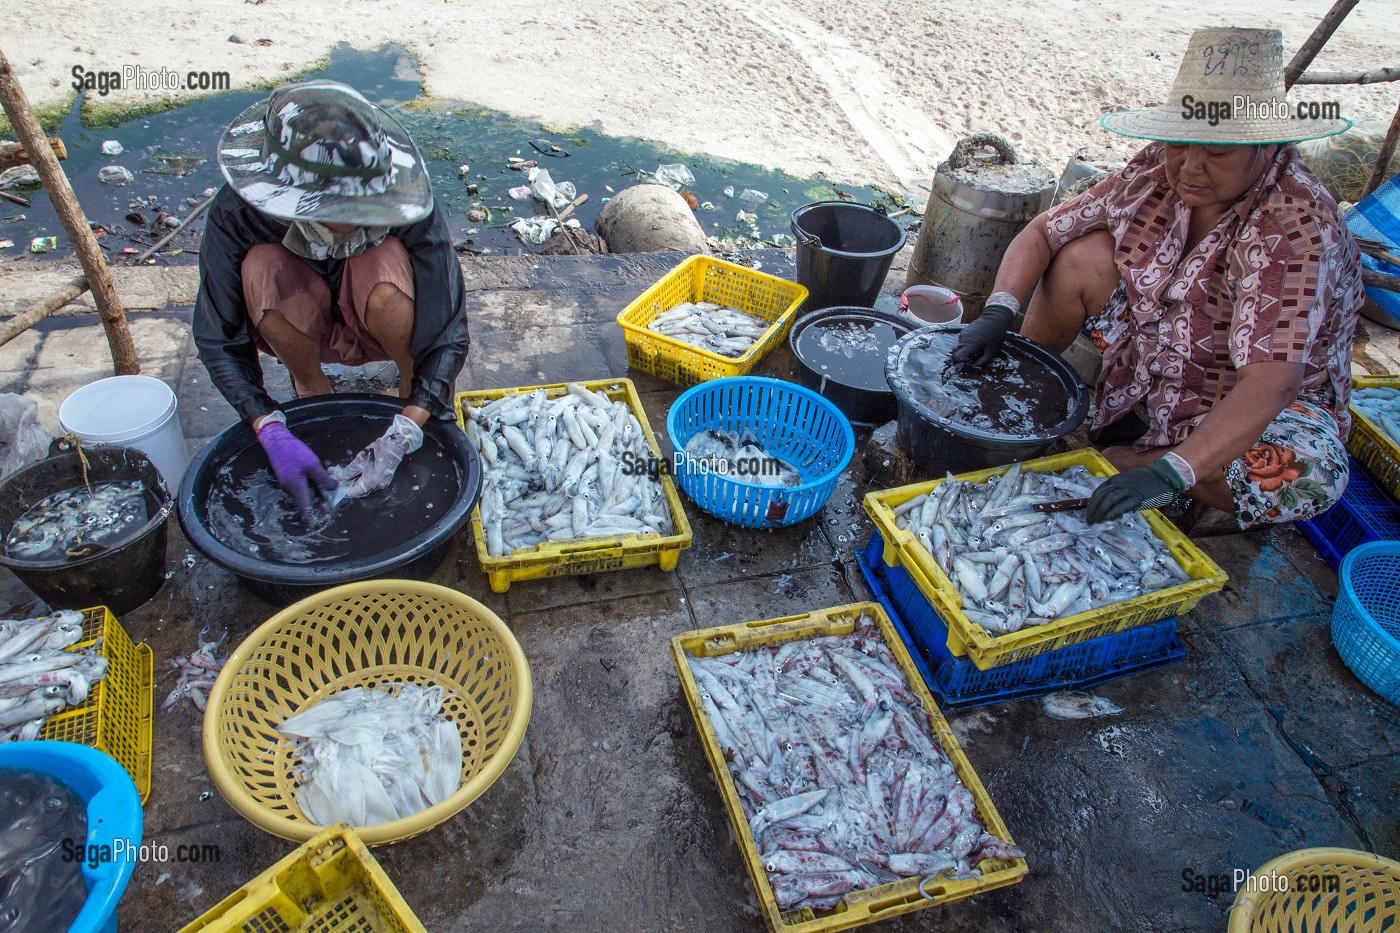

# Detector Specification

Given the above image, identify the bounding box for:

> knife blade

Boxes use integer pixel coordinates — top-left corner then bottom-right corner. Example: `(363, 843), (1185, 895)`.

(982, 497), (1091, 519)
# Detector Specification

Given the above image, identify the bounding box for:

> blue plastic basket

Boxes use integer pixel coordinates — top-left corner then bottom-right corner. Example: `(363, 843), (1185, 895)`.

(1332, 541), (1400, 705)
(1296, 456), (1400, 572)
(857, 531), (1186, 710)
(666, 376), (854, 527)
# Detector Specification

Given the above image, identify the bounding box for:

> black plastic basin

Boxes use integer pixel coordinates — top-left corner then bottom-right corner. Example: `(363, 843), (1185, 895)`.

(789, 307), (917, 427)
(0, 446), (171, 616)
(885, 325), (1089, 475)
(177, 395), (482, 606)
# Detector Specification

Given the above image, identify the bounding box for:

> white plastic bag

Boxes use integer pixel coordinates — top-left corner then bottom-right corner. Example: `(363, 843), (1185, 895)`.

(0, 394), (50, 482)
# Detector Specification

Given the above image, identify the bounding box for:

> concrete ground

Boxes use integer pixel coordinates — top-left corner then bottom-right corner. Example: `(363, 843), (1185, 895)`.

(0, 248), (1398, 933)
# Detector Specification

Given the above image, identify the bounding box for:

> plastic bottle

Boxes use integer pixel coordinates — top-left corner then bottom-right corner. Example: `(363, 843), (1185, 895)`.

(899, 285), (965, 325)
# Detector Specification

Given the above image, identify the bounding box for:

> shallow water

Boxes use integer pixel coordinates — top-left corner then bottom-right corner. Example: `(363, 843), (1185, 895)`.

(0, 768), (88, 933)
(4, 44), (912, 262)
(894, 330), (1072, 437)
(795, 317), (905, 392)
(5, 481), (156, 562)
(205, 422), (458, 566)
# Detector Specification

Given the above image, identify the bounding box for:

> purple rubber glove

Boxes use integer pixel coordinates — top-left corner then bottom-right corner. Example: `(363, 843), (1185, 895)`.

(329, 414), (424, 501)
(256, 417), (337, 514)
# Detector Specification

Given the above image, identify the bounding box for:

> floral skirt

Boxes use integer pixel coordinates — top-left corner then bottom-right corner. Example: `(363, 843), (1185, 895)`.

(1223, 393), (1349, 530)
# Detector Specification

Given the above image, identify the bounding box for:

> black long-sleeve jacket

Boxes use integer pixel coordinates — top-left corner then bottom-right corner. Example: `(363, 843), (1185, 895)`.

(192, 185), (469, 423)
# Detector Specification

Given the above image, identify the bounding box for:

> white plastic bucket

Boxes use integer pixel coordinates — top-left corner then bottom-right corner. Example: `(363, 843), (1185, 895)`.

(59, 375), (190, 492)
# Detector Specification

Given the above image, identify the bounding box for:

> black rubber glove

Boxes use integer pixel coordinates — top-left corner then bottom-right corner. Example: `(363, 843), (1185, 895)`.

(1086, 458), (1189, 524)
(950, 303), (1015, 366)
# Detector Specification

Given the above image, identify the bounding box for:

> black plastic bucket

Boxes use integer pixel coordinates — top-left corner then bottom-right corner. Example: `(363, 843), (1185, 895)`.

(791, 202), (906, 310)
(885, 325), (1089, 475)
(177, 394), (482, 606)
(788, 307), (917, 426)
(0, 446), (171, 616)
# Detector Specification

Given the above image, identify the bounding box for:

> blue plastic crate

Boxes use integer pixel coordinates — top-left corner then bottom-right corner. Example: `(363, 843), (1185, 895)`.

(857, 530), (1186, 710)
(1332, 541), (1400, 706)
(1296, 456), (1400, 572)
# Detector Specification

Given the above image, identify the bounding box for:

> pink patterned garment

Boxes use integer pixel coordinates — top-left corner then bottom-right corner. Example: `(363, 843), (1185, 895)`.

(1044, 142), (1364, 448)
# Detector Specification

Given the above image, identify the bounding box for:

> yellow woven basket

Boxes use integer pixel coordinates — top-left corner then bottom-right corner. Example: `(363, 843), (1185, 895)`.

(203, 581), (532, 846)
(1228, 848), (1400, 933)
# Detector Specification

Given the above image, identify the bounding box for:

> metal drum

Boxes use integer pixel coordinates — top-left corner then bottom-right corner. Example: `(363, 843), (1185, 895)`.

(906, 134), (1056, 320)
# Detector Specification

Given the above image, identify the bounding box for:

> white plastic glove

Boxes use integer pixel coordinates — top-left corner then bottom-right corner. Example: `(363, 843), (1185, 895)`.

(331, 414), (424, 502)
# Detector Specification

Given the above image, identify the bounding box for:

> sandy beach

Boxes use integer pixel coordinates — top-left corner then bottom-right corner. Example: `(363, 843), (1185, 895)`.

(3, 0), (1397, 197)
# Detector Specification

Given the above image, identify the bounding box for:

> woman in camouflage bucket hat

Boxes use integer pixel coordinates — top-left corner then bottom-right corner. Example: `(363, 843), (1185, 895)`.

(194, 80), (468, 512)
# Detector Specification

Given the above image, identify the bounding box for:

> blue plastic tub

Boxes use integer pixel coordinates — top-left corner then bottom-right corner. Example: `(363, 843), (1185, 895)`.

(1297, 457), (1400, 572)
(1332, 541), (1400, 706)
(666, 376), (855, 527)
(857, 531), (1186, 710)
(0, 741), (142, 933)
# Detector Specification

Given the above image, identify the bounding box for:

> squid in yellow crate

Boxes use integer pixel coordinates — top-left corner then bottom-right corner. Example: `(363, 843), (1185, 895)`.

(672, 602), (1027, 933)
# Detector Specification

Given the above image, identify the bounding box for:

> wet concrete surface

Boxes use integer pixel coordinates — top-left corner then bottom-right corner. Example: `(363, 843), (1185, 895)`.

(0, 248), (1396, 932)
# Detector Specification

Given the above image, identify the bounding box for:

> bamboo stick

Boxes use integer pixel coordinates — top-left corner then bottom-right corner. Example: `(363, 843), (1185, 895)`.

(1293, 66), (1400, 85)
(0, 276), (89, 348)
(1283, 0), (1360, 89)
(0, 47), (138, 374)
(1362, 100), (1400, 201)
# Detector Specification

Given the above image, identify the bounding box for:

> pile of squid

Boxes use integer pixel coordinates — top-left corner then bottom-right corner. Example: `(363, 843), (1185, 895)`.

(687, 614), (1022, 913)
(894, 463), (1189, 635)
(0, 610), (107, 741)
(463, 384), (674, 557)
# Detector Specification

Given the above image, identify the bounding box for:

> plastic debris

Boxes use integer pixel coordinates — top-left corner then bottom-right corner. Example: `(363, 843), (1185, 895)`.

(770, 233), (796, 248)
(738, 188), (769, 204)
(98, 166), (134, 186)
(508, 167), (576, 209)
(100, 140), (124, 156)
(0, 240), (12, 249)
(510, 216), (559, 244)
(28, 236), (56, 253)
(722, 186), (735, 198)
(653, 163), (695, 190)
(0, 165), (39, 189)
(736, 210), (758, 225)
(202, 187), (217, 198)
(700, 201), (716, 211)
(457, 164), (470, 177)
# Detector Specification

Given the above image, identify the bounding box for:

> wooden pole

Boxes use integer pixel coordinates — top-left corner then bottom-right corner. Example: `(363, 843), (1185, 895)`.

(1283, 0), (1360, 89)
(0, 47), (139, 374)
(1362, 99), (1400, 200)
(0, 276), (89, 348)
(1293, 66), (1400, 85)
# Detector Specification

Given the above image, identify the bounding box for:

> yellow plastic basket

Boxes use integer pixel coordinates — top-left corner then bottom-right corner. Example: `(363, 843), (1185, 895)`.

(672, 602), (1027, 933)
(454, 378), (693, 593)
(863, 448), (1229, 670)
(1227, 847), (1400, 933)
(616, 255), (808, 386)
(1349, 375), (1400, 502)
(203, 581), (532, 845)
(39, 606), (153, 802)
(177, 824), (427, 933)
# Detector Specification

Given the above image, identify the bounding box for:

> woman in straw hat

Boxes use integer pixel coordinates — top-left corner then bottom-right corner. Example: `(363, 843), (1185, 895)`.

(195, 79), (468, 513)
(954, 27), (1364, 531)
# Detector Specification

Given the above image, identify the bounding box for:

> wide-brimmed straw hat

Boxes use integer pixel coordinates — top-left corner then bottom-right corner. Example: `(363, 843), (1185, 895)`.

(1101, 27), (1351, 145)
(216, 79), (433, 226)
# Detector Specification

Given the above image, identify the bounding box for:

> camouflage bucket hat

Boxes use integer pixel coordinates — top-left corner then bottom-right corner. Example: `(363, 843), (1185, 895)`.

(216, 79), (433, 225)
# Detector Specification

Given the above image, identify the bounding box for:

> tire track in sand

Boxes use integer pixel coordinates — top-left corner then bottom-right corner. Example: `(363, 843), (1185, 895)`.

(716, 0), (955, 193)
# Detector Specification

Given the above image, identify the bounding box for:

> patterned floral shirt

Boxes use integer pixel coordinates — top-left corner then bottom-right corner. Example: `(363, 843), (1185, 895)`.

(1044, 142), (1363, 447)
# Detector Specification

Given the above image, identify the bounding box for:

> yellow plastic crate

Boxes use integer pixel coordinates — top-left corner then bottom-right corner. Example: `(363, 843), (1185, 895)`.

(39, 606), (153, 802)
(616, 255), (808, 386)
(1349, 375), (1400, 503)
(176, 824), (427, 933)
(672, 602), (1027, 933)
(863, 448), (1228, 670)
(455, 378), (693, 593)
(1228, 847), (1400, 933)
